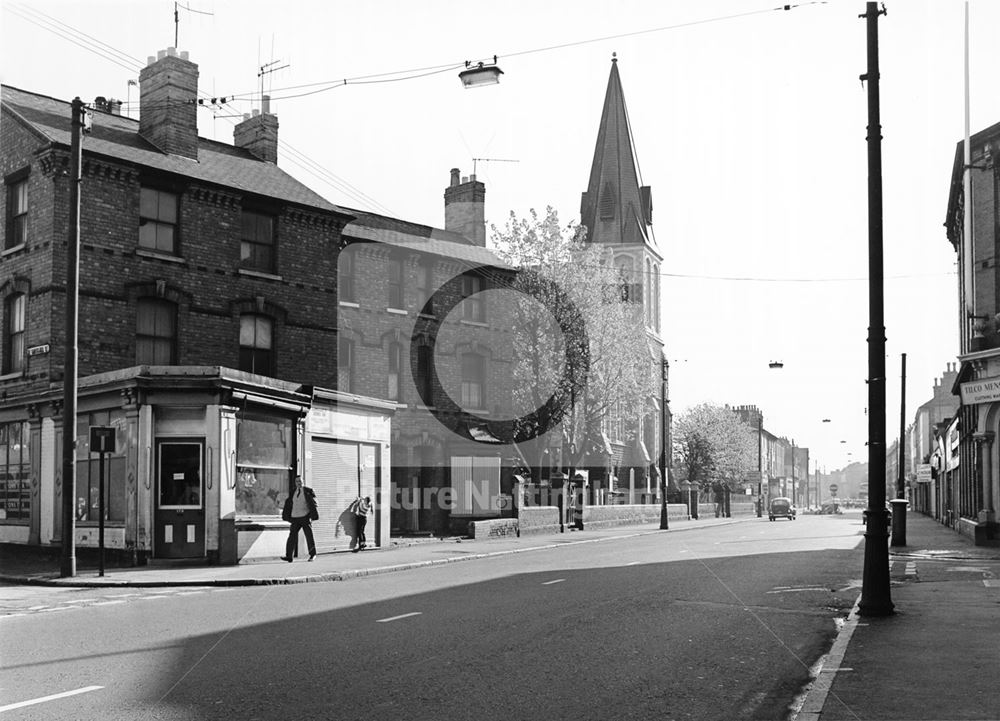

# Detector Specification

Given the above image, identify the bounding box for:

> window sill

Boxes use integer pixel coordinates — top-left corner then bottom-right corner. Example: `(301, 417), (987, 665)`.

(238, 268), (283, 281)
(386, 307), (409, 316)
(339, 301), (360, 308)
(135, 248), (185, 264)
(0, 370), (25, 382)
(76, 520), (125, 527)
(460, 319), (488, 328)
(1, 243), (26, 258)
(0, 519), (29, 524)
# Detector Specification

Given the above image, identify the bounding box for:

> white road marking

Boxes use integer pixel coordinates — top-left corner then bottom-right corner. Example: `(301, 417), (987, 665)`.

(376, 612), (422, 623)
(91, 600), (126, 606)
(542, 579), (565, 585)
(626, 561), (641, 566)
(0, 686), (104, 713)
(766, 586), (828, 594)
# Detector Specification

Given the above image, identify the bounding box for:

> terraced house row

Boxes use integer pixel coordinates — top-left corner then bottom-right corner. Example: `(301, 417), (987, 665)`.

(0, 47), (666, 564)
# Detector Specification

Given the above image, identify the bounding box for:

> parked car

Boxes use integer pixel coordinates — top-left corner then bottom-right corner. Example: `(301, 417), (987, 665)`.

(819, 501), (842, 515)
(768, 496), (796, 521)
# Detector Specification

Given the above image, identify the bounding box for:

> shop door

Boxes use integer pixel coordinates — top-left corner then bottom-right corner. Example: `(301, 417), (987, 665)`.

(154, 440), (205, 558)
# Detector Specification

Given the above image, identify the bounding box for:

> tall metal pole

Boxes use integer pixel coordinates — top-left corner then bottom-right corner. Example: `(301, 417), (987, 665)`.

(897, 353), (906, 499)
(892, 352), (908, 546)
(659, 357), (670, 529)
(859, 2), (894, 617)
(60, 98), (84, 578)
(757, 412), (763, 517)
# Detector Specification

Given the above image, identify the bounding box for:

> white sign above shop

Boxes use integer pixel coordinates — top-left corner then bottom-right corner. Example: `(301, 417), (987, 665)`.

(959, 376), (1000, 405)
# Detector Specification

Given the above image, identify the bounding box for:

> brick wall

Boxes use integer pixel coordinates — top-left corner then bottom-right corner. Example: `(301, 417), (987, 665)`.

(1, 125), (346, 397)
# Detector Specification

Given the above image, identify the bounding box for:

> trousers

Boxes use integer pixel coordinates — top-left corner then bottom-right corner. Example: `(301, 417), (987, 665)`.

(285, 516), (316, 558)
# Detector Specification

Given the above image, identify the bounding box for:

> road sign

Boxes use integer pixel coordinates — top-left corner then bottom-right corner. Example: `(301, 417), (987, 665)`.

(89, 426), (115, 454)
(916, 464), (932, 483)
(829, 484), (839, 495)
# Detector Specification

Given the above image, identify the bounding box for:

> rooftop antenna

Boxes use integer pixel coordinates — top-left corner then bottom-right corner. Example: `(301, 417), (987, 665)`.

(174, 2), (213, 48)
(472, 157), (519, 175)
(258, 59), (290, 110)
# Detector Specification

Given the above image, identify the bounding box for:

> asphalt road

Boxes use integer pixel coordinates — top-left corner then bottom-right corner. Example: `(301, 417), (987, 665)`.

(0, 514), (866, 721)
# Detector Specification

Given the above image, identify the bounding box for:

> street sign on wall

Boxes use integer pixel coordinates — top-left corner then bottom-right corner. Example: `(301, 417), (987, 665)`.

(916, 464), (932, 483)
(960, 376), (1000, 405)
(829, 484), (838, 496)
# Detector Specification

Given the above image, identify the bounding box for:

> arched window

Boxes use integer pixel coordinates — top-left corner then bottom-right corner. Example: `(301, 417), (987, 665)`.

(416, 344), (434, 405)
(136, 298), (176, 365)
(338, 247), (355, 303)
(239, 314), (274, 376)
(4, 293), (25, 373)
(387, 342), (403, 401)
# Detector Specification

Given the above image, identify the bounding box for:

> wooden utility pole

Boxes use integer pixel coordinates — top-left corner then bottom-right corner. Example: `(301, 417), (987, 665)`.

(60, 98), (84, 578)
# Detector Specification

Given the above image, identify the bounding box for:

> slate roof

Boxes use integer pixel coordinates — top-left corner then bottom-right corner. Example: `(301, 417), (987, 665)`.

(343, 209), (509, 269)
(1, 85), (348, 215)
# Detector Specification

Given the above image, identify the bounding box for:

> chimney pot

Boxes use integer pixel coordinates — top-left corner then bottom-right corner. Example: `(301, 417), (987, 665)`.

(262, 95), (271, 114)
(252, 109), (260, 117)
(180, 50), (189, 60)
(167, 47), (177, 56)
(157, 49), (167, 60)
(462, 176), (469, 184)
(450, 168), (460, 187)
(147, 55), (156, 66)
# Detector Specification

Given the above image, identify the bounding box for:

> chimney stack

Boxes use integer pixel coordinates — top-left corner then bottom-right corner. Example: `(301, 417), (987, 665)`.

(234, 95), (279, 164)
(138, 47), (199, 159)
(444, 168), (486, 246)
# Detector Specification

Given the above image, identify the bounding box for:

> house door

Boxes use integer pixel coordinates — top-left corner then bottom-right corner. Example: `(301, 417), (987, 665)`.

(154, 440), (205, 558)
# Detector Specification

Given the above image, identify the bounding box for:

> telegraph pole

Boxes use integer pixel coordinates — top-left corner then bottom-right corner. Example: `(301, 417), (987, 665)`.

(859, 2), (894, 617)
(60, 98), (84, 578)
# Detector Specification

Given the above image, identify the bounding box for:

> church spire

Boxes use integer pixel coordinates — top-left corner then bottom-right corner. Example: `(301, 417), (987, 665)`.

(580, 54), (653, 248)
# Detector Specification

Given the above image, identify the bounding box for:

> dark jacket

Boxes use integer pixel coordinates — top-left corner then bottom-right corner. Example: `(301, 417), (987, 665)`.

(282, 486), (319, 522)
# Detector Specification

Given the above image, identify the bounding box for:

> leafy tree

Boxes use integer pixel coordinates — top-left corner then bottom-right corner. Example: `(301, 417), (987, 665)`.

(673, 403), (755, 494)
(490, 207), (658, 470)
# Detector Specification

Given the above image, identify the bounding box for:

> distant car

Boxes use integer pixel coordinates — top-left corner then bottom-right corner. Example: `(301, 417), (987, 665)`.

(819, 501), (842, 515)
(768, 497), (796, 521)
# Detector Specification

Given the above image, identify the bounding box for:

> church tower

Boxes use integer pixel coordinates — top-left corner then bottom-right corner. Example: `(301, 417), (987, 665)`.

(580, 55), (662, 337)
(580, 55), (667, 501)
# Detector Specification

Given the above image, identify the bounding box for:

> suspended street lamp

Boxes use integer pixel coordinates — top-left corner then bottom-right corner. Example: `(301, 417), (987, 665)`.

(459, 56), (504, 88)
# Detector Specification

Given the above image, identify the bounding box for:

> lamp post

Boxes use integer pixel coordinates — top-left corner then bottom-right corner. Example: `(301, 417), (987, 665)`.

(858, 1), (893, 617)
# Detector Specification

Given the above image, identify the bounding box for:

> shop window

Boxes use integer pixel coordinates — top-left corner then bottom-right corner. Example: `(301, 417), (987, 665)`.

(5, 175), (27, 250)
(0, 420), (30, 521)
(461, 352), (485, 409)
(138, 187), (178, 254)
(338, 337), (353, 393)
(4, 293), (25, 374)
(236, 413), (293, 516)
(239, 314), (274, 376)
(75, 411), (126, 523)
(240, 209), (276, 273)
(136, 298), (176, 365)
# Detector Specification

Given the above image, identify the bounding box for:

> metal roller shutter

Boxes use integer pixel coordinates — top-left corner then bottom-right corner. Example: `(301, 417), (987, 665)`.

(310, 439), (361, 552)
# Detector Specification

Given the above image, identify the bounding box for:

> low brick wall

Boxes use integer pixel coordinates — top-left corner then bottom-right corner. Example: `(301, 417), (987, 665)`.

(467, 518), (520, 539)
(516, 506), (561, 536)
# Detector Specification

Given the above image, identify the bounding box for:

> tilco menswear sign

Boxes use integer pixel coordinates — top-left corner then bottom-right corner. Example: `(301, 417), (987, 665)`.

(960, 376), (1000, 405)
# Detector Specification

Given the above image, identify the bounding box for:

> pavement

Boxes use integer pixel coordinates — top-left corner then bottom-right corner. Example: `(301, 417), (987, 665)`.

(0, 514), (746, 588)
(794, 512), (1000, 721)
(2, 511), (998, 720)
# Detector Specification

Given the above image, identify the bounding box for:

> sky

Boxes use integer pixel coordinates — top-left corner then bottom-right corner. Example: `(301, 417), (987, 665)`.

(2, 0), (995, 475)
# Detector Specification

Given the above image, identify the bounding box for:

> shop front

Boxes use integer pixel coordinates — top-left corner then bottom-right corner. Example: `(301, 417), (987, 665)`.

(0, 367), (393, 566)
